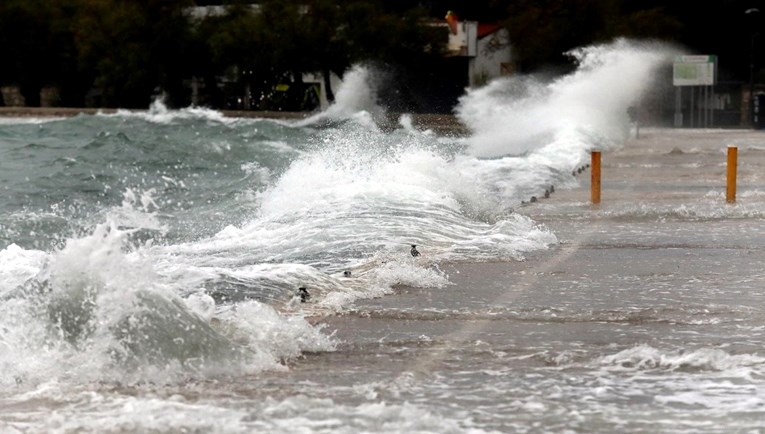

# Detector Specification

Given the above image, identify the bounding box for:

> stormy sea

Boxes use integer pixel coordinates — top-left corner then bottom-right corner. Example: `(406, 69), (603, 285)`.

(4, 40), (765, 433)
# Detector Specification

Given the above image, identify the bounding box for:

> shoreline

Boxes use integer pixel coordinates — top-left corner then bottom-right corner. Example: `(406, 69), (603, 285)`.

(0, 106), (312, 119)
(0, 106), (469, 134)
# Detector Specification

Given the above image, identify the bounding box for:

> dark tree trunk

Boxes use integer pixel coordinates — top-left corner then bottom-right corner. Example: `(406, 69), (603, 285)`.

(323, 68), (335, 103)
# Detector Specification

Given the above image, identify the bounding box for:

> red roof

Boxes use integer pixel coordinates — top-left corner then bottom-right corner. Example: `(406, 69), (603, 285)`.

(477, 23), (502, 39)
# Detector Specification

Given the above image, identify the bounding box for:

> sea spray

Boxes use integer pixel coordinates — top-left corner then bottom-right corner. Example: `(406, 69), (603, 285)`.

(457, 39), (676, 158)
(295, 65), (385, 127)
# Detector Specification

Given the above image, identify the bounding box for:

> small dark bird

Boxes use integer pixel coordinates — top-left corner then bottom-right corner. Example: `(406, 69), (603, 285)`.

(550, 185), (555, 193)
(411, 244), (421, 257)
(297, 287), (310, 303)
(343, 270), (352, 277)
(544, 189), (550, 199)
(530, 196), (537, 203)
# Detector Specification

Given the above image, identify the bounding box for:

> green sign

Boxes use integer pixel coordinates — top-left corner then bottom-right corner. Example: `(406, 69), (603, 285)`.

(673, 55), (717, 86)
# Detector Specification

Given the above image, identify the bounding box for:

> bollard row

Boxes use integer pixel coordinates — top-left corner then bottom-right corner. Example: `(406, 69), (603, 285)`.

(584, 148), (738, 205)
(521, 185), (556, 205)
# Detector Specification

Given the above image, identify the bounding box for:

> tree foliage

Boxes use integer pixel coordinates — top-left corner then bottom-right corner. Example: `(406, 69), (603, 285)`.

(0, 0), (446, 108)
(71, 0), (193, 107)
(0, 0), (760, 109)
(0, 0), (77, 105)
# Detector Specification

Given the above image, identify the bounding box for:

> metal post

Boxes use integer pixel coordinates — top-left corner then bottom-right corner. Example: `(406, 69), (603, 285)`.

(635, 101), (640, 139)
(727, 146), (738, 203)
(690, 87), (695, 128)
(591, 151), (601, 205)
(709, 84), (717, 128)
(699, 86), (707, 128)
(704, 86), (709, 128)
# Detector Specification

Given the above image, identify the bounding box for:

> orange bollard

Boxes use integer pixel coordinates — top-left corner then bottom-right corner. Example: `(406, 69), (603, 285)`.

(591, 151), (601, 204)
(727, 146), (737, 203)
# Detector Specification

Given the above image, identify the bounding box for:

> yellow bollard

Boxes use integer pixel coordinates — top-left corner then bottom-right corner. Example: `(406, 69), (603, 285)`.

(727, 146), (738, 203)
(591, 151), (601, 204)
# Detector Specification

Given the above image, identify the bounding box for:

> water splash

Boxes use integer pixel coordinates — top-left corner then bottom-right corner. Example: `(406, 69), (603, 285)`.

(457, 39), (676, 158)
(107, 97), (238, 125)
(295, 65), (385, 127)
(0, 223), (335, 387)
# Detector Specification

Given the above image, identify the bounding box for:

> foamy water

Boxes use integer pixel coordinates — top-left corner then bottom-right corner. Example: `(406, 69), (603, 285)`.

(4, 40), (762, 432)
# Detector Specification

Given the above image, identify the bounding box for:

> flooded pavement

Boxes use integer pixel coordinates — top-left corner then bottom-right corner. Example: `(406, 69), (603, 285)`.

(274, 128), (765, 433)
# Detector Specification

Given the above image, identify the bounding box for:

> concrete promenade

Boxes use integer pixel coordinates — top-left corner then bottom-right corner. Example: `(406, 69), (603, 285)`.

(527, 127), (765, 237)
(319, 127), (765, 338)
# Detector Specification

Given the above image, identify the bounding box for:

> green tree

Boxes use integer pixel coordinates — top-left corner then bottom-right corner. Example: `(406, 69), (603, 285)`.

(503, 0), (618, 73)
(302, 0), (347, 102)
(195, 0), (444, 110)
(613, 6), (683, 40)
(195, 2), (287, 108)
(72, 0), (193, 108)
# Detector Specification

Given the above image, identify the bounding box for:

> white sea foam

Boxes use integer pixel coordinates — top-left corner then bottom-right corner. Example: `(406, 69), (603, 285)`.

(0, 117), (67, 125)
(252, 395), (482, 433)
(598, 344), (765, 373)
(2, 392), (252, 434)
(0, 222), (336, 388)
(104, 98), (240, 125)
(1, 392), (485, 434)
(152, 134), (558, 308)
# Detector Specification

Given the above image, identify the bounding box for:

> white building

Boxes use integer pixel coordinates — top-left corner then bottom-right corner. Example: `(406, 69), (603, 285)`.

(444, 20), (514, 87)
